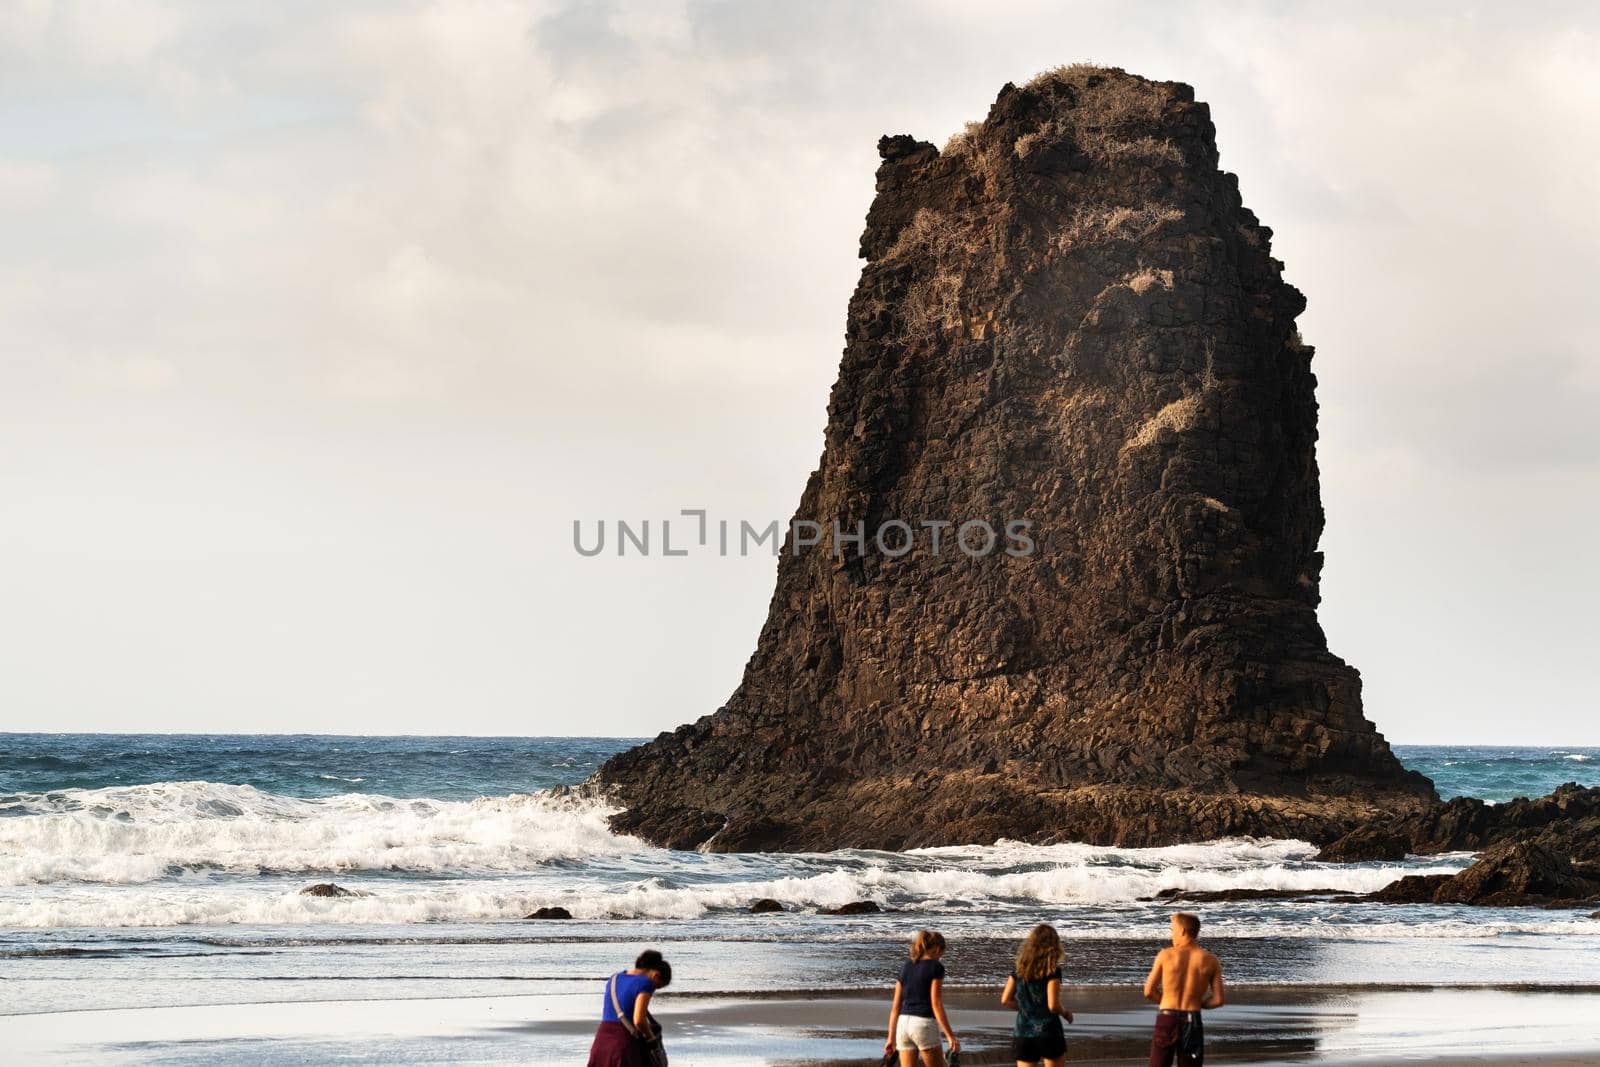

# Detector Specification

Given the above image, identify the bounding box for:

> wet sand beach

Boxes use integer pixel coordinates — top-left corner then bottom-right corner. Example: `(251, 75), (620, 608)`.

(3, 983), (1598, 1064)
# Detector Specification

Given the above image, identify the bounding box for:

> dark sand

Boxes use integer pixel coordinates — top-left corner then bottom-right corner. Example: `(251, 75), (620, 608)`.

(4, 982), (1598, 1063)
(515, 983), (1600, 1065)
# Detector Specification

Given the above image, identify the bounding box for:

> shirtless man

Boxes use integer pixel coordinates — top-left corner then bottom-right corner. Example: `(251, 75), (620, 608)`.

(1142, 913), (1224, 1067)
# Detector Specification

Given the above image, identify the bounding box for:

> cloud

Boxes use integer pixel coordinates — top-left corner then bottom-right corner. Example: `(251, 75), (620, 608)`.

(0, 0), (1596, 740)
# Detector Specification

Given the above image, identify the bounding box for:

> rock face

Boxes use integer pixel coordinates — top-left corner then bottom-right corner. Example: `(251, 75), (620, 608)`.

(597, 66), (1435, 852)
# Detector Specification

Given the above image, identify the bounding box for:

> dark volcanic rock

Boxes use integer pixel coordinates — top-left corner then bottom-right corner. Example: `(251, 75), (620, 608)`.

(1394, 796), (1499, 854)
(299, 883), (359, 898)
(595, 66), (1436, 852)
(1365, 874), (1454, 905)
(824, 900), (883, 915)
(1367, 839), (1600, 908)
(1433, 841), (1599, 907)
(610, 806), (726, 852)
(526, 906), (573, 920)
(1151, 887), (1356, 903)
(1315, 826), (1410, 863)
(1401, 784), (1600, 864)
(749, 898), (785, 913)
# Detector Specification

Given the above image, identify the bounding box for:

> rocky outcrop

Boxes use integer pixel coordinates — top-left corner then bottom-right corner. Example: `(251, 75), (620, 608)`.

(1366, 874), (1453, 905)
(299, 882), (362, 898)
(1367, 840), (1600, 908)
(526, 906), (573, 919)
(1315, 826), (1410, 863)
(1433, 841), (1598, 906)
(596, 66), (1435, 852)
(1400, 784), (1600, 873)
(1364, 784), (1600, 907)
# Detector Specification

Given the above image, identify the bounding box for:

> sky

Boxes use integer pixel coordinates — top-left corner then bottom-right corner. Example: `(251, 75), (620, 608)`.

(1, 1), (1596, 744)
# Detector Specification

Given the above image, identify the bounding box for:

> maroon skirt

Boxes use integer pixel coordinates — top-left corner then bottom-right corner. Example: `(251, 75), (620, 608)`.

(587, 1021), (646, 1067)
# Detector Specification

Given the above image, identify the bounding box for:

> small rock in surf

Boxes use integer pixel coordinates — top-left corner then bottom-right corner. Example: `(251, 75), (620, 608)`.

(299, 883), (361, 898)
(824, 900), (882, 915)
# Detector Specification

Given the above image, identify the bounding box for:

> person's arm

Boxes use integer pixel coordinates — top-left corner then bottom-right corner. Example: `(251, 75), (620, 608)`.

(631, 989), (652, 1032)
(930, 978), (959, 1053)
(1143, 953), (1164, 1004)
(1203, 959), (1226, 1009)
(1046, 976), (1074, 1024)
(1000, 974), (1017, 1009)
(885, 980), (903, 1054)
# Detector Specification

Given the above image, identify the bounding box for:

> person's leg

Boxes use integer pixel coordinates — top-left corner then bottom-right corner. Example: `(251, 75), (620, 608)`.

(1149, 1015), (1179, 1067)
(899, 1050), (918, 1067)
(917, 1048), (946, 1067)
(1176, 1013), (1203, 1067)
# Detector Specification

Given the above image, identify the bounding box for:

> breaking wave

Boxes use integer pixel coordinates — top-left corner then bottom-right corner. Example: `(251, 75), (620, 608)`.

(0, 779), (1484, 928)
(0, 781), (641, 885)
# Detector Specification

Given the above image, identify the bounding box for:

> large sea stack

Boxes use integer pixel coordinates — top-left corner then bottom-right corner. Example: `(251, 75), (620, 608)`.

(596, 67), (1437, 851)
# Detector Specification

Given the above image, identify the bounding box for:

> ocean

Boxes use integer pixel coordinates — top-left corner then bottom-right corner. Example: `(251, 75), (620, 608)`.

(3, 735), (1599, 1062)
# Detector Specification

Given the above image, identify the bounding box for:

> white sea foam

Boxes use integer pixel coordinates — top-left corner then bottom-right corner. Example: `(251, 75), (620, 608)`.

(0, 782), (644, 885)
(0, 853), (1528, 931)
(0, 780), (1488, 929)
(1564, 754), (1592, 762)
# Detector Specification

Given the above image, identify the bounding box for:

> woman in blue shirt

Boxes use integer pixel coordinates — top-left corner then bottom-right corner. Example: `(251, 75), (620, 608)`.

(586, 949), (673, 1067)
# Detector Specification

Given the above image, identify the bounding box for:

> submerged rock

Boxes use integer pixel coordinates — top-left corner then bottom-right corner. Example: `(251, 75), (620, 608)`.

(526, 906), (573, 920)
(596, 65), (1435, 852)
(824, 900), (883, 915)
(749, 898), (785, 913)
(1151, 887), (1357, 903)
(299, 883), (360, 898)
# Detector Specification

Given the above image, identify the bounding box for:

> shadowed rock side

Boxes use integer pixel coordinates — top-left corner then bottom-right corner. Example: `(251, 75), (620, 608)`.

(596, 67), (1436, 851)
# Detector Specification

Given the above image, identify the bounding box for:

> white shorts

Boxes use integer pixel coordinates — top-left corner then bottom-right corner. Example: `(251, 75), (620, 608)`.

(896, 1014), (942, 1051)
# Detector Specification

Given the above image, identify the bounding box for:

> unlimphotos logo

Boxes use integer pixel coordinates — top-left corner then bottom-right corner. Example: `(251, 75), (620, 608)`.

(573, 510), (1034, 559)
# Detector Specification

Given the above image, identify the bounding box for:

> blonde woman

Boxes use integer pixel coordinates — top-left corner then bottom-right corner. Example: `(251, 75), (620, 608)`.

(1001, 924), (1074, 1066)
(884, 929), (960, 1066)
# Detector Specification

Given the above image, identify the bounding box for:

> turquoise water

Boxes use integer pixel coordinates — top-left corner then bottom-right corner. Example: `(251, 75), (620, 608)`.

(0, 733), (629, 800)
(4, 734), (1595, 802)
(1392, 743), (1599, 802)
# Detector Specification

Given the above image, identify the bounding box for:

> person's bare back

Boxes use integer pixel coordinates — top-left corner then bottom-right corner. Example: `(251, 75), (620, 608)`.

(1148, 943), (1221, 1011)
